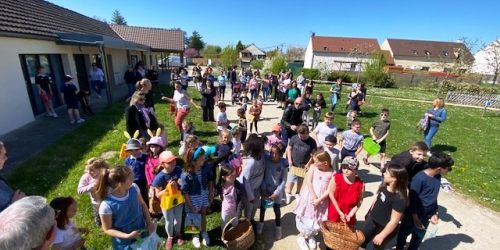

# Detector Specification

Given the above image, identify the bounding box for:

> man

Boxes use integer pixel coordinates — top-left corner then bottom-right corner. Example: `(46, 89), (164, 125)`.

(147, 65), (161, 95)
(230, 66), (238, 94)
(288, 69), (294, 81)
(297, 71), (305, 96)
(88, 63), (105, 98)
(280, 96), (304, 147)
(0, 196), (56, 250)
(278, 73), (291, 109)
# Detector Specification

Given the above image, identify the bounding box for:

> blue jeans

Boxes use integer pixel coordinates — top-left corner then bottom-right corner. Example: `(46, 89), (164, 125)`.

(127, 84), (135, 97)
(281, 127), (296, 148)
(91, 80), (103, 96)
(424, 125), (439, 149)
(262, 87), (269, 101)
(250, 89), (257, 101)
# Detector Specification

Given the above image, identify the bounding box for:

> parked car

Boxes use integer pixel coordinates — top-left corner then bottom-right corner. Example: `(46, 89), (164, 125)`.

(158, 56), (187, 67)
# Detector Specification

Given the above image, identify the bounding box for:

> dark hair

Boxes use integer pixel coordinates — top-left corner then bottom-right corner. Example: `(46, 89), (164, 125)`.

(237, 108), (245, 117)
(428, 152), (454, 170)
(270, 143), (284, 157)
(244, 134), (266, 159)
(351, 119), (361, 127)
(37, 66), (44, 71)
(50, 197), (76, 229)
(184, 147), (205, 174)
(325, 135), (337, 144)
(297, 124), (309, 134)
(219, 164), (234, 186)
(378, 164), (409, 206)
(381, 108), (389, 113)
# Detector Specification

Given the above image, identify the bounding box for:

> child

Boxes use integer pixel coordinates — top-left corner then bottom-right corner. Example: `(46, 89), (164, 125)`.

(257, 95), (264, 111)
(338, 119), (364, 161)
(285, 124), (318, 205)
(323, 135), (340, 173)
(232, 87), (241, 105)
(363, 108), (391, 170)
(152, 151), (184, 249)
(145, 136), (165, 199)
(218, 165), (249, 230)
(360, 164), (408, 250)
(238, 134), (267, 221)
(60, 75), (85, 124)
(311, 93), (326, 129)
(387, 141), (429, 183)
(124, 138), (149, 206)
(326, 156), (365, 250)
(214, 129), (234, 176)
(180, 120), (195, 145)
(181, 147), (214, 248)
(194, 76), (202, 91)
(302, 92), (312, 126)
(138, 137), (148, 154)
(231, 127), (242, 155)
(50, 197), (89, 250)
(77, 86), (95, 116)
(96, 166), (155, 249)
(266, 124), (283, 151)
(77, 157), (110, 226)
(294, 151), (334, 250)
(240, 90), (249, 111)
(312, 111), (337, 149)
(158, 123), (168, 147)
(237, 108), (248, 148)
(394, 152), (454, 250)
(179, 134), (202, 157)
(216, 102), (229, 133)
(249, 99), (262, 133)
(346, 109), (358, 130)
(257, 143), (288, 239)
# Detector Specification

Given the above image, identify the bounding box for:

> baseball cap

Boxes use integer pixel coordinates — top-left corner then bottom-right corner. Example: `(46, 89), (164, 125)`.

(125, 138), (141, 151)
(64, 75), (74, 82)
(272, 124), (281, 132)
(341, 156), (359, 170)
(159, 151), (176, 163)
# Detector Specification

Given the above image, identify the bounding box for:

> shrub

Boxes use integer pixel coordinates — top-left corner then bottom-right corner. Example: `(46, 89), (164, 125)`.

(270, 55), (287, 74)
(420, 79), (438, 90)
(441, 80), (458, 91)
(251, 60), (264, 70)
(315, 62), (332, 80)
(300, 68), (320, 80)
(328, 72), (359, 83)
(480, 86), (498, 94)
(457, 83), (481, 93)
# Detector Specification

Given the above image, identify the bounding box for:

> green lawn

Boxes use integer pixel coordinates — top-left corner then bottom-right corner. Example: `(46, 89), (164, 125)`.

(5, 85), (500, 249)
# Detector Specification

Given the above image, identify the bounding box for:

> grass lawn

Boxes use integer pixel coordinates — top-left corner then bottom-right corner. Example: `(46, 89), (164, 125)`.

(5, 84), (500, 249)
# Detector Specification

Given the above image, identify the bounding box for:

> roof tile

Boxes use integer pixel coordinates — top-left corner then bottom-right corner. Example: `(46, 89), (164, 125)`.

(386, 38), (474, 61)
(110, 25), (184, 52)
(311, 36), (379, 54)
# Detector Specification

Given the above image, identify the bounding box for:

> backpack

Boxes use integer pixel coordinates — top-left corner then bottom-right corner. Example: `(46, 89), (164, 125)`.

(415, 114), (430, 134)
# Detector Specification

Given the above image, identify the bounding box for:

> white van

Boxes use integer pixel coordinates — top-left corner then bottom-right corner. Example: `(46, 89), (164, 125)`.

(158, 56), (187, 67)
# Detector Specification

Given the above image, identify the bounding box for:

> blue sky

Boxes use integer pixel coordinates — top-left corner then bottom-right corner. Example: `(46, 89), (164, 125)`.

(49, 0), (498, 52)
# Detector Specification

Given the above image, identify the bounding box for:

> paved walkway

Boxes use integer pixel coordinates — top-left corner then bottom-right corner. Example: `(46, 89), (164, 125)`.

(219, 86), (499, 250)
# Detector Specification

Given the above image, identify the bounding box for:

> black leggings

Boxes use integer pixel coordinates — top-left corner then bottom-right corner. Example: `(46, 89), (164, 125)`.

(360, 216), (399, 250)
(219, 86), (226, 100)
(259, 202), (281, 226)
(250, 120), (258, 133)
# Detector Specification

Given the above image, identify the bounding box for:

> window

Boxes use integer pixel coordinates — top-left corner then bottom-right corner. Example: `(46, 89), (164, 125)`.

(413, 50), (418, 55)
(421, 67), (430, 71)
(323, 46), (328, 50)
(425, 50), (431, 56)
(340, 47), (344, 51)
(443, 51), (449, 56)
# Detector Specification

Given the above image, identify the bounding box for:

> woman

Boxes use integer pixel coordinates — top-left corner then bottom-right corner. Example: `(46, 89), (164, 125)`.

(287, 80), (300, 101)
(329, 78), (342, 112)
(0, 142), (26, 213)
(249, 75), (259, 101)
(125, 91), (158, 139)
(179, 69), (189, 90)
(162, 82), (201, 133)
(305, 79), (314, 96)
(424, 98), (447, 154)
(201, 79), (217, 122)
(348, 84), (361, 113)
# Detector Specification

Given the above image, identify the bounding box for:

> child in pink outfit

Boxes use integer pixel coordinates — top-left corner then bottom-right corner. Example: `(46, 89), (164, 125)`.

(77, 157), (110, 225)
(145, 136), (165, 188)
(266, 124), (283, 151)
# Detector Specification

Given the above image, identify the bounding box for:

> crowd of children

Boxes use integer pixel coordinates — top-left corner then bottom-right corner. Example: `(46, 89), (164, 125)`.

(32, 69), (456, 250)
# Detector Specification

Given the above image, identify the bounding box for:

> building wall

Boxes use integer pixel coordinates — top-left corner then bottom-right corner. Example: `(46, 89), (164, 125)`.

(392, 56), (454, 71)
(304, 38), (314, 69)
(307, 52), (371, 71)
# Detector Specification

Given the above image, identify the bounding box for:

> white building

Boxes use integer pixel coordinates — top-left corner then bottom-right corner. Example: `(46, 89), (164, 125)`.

(472, 39), (500, 77)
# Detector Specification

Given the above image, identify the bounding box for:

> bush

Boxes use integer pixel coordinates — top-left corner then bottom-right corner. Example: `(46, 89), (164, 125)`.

(328, 72), (360, 83)
(270, 55), (287, 74)
(203, 54), (221, 59)
(480, 85), (498, 94)
(441, 80), (458, 91)
(300, 68), (320, 80)
(420, 80), (439, 90)
(457, 83), (481, 93)
(251, 60), (264, 70)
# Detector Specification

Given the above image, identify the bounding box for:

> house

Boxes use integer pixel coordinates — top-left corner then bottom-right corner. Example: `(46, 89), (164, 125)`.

(0, 0), (183, 136)
(239, 43), (266, 67)
(472, 39), (500, 81)
(304, 34), (380, 71)
(381, 38), (474, 72)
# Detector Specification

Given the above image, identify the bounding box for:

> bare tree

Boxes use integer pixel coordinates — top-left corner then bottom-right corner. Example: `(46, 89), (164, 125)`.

(477, 38), (500, 116)
(348, 43), (377, 83)
(285, 46), (305, 62)
(92, 15), (108, 23)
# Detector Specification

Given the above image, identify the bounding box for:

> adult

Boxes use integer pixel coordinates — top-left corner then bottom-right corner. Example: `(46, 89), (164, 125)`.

(249, 75), (259, 101)
(296, 72), (305, 96)
(272, 74), (279, 101)
(125, 91), (158, 139)
(348, 84), (362, 113)
(230, 66), (238, 94)
(206, 65), (214, 84)
(424, 98), (448, 154)
(161, 82), (201, 133)
(246, 66), (253, 79)
(287, 80), (301, 101)
(136, 65), (147, 82)
(305, 79), (314, 96)
(179, 69), (189, 90)
(147, 65), (161, 95)
(123, 65), (136, 98)
(178, 63), (185, 75)
(134, 60), (144, 71)
(35, 66), (57, 117)
(261, 73), (271, 102)
(170, 68), (179, 97)
(329, 78), (342, 112)
(277, 73), (291, 109)
(0, 196), (56, 250)
(88, 63), (105, 99)
(201, 79), (217, 122)
(217, 72), (226, 101)
(288, 69), (294, 81)
(0, 142), (26, 213)
(280, 97), (304, 147)
(194, 64), (202, 75)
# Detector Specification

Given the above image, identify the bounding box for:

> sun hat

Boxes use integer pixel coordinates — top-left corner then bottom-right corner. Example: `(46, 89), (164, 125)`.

(159, 151), (176, 163)
(341, 156), (359, 170)
(125, 138), (142, 151)
(64, 75), (74, 82)
(146, 136), (165, 147)
(272, 124), (281, 132)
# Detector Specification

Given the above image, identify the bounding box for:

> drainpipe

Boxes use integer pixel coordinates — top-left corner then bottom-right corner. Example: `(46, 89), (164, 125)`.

(96, 42), (113, 103)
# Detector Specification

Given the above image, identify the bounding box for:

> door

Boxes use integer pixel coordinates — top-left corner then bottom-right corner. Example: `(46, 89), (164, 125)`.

(106, 54), (115, 85)
(131, 55), (138, 70)
(73, 54), (90, 91)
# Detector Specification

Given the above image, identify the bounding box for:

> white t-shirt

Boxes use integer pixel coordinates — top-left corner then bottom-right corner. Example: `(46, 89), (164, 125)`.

(174, 89), (190, 109)
(99, 184), (141, 215)
(216, 111), (228, 131)
(52, 219), (82, 249)
(313, 122), (338, 146)
(325, 148), (340, 171)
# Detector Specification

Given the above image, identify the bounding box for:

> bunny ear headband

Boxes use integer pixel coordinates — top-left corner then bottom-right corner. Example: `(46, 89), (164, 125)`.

(147, 128), (163, 138)
(123, 130), (140, 139)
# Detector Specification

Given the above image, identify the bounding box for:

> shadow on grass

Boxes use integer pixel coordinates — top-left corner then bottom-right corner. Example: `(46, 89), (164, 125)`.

(7, 103), (127, 196)
(432, 144), (457, 153)
(358, 111), (379, 118)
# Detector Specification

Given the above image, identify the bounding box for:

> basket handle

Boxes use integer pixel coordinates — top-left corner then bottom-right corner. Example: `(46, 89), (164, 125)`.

(222, 216), (247, 238)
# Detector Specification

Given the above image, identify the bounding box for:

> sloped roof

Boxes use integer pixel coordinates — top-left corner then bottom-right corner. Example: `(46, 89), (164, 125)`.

(311, 36), (379, 54)
(244, 43), (265, 55)
(381, 50), (395, 65)
(0, 0), (120, 39)
(110, 25), (184, 52)
(386, 38), (474, 61)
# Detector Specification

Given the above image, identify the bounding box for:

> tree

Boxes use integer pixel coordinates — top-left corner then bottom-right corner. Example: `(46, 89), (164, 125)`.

(221, 45), (239, 68)
(111, 10), (127, 25)
(285, 46), (306, 62)
(187, 31), (205, 51)
(200, 45), (222, 57)
(270, 55), (287, 74)
(251, 60), (264, 70)
(363, 53), (394, 87)
(266, 49), (279, 59)
(172, 28), (188, 47)
(92, 15), (108, 23)
(477, 39), (500, 116)
(348, 42), (377, 82)
(236, 41), (245, 52)
(184, 48), (199, 58)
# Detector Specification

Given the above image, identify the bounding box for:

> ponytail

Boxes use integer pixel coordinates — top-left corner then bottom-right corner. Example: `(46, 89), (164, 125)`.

(95, 166), (132, 205)
(95, 169), (110, 205)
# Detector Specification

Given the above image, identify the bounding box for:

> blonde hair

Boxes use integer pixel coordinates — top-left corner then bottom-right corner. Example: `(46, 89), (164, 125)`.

(312, 150), (332, 170)
(433, 98), (445, 109)
(135, 79), (151, 93)
(185, 135), (198, 148)
(129, 91), (145, 106)
(85, 157), (110, 171)
(218, 129), (232, 144)
(95, 166), (133, 204)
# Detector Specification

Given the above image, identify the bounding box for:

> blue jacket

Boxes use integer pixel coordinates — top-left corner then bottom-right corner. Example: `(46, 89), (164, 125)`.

(427, 108), (447, 127)
(181, 163), (214, 195)
(0, 175), (14, 212)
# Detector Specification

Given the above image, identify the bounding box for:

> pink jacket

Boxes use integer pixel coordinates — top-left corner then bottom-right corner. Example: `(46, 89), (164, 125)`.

(77, 173), (98, 204)
(145, 156), (160, 185)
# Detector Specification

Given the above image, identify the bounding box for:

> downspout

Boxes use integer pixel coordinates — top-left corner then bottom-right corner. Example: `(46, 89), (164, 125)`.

(96, 42), (113, 103)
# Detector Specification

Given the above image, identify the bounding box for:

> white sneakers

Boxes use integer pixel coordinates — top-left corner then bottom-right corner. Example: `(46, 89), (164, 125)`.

(295, 193), (301, 201)
(257, 222), (282, 239)
(192, 235), (200, 248)
(76, 118), (85, 124)
(256, 222), (264, 234)
(297, 236), (309, 250)
(201, 232), (210, 246)
(46, 112), (58, 118)
(275, 226), (282, 239)
(285, 193), (292, 204)
(308, 236), (317, 249)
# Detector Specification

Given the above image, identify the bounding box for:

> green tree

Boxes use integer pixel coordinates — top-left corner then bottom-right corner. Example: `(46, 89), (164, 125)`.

(270, 55), (287, 74)
(187, 31), (205, 51)
(111, 10), (127, 25)
(200, 45), (222, 57)
(236, 40), (245, 52)
(266, 49), (279, 59)
(362, 53), (394, 87)
(251, 60), (264, 70)
(221, 45), (239, 68)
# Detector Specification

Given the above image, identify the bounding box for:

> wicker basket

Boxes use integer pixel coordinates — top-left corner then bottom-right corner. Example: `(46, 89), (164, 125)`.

(290, 166), (306, 178)
(321, 221), (365, 250)
(222, 217), (255, 250)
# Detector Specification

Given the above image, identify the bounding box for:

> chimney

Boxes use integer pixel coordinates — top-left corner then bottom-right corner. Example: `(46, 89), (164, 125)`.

(456, 39), (462, 43)
(312, 32), (315, 37)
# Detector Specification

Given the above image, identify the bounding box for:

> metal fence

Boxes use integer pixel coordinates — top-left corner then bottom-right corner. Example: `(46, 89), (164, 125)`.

(446, 91), (500, 108)
(389, 73), (481, 87)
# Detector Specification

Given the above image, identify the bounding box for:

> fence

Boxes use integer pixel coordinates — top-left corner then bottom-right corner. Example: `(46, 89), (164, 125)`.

(389, 73), (482, 87)
(445, 91), (500, 108)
